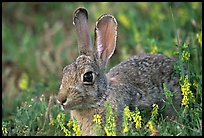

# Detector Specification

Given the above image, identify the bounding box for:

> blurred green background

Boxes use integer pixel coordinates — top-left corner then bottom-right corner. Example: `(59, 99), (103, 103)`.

(2, 2), (202, 121)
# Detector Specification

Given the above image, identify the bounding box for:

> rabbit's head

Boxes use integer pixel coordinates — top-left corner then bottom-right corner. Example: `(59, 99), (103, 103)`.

(57, 8), (117, 110)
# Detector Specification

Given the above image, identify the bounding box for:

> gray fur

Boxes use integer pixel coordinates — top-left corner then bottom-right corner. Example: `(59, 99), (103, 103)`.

(57, 8), (182, 135)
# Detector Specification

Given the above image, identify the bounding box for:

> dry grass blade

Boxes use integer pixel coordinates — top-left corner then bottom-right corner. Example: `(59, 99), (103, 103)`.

(42, 95), (54, 131)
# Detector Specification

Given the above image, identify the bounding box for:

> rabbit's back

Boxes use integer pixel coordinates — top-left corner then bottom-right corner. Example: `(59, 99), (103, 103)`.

(107, 54), (181, 115)
(108, 54), (175, 88)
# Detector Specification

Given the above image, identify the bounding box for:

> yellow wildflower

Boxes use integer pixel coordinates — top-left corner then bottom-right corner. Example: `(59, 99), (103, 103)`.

(104, 126), (116, 136)
(164, 51), (172, 57)
(118, 14), (131, 29)
(145, 104), (159, 136)
(93, 114), (102, 125)
(2, 127), (8, 136)
(63, 127), (71, 136)
(123, 106), (130, 134)
(147, 120), (154, 133)
(72, 119), (81, 136)
(124, 106), (132, 121)
(132, 107), (142, 129)
(192, 2), (201, 10)
(67, 120), (73, 128)
(151, 104), (159, 120)
(18, 73), (29, 91)
(56, 112), (65, 125)
(135, 117), (142, 129)
(180, 75), (195, 111)
(193, 80), (198, 88)
(146, 120), (159, 136)
(93, 114), (103, 136)
(182, 51), (190, 61)
(179, 75), (183, 84)
(196, 31), (202, 46)
(104, 104), (116, 136)
(49, 117), (55, 126)
(56, 112), (71, 136)
(150, 45), (158, 54)
(108, 116), (116, 129)
(73, 125), (81, 136)
(123, 105), (142, 134)
(104, 127), (115, 136)
(123, 125), (129, 133)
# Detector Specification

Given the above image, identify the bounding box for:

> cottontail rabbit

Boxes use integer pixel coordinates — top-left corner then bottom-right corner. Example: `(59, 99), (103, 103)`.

(57, 8), (182, 135)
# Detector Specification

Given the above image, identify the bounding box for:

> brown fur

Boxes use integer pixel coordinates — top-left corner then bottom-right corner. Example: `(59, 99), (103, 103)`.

(57, 8), (182, 135)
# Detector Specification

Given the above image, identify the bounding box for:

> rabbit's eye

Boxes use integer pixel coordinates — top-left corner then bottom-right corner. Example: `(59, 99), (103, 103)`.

(83, 71), (94, 84)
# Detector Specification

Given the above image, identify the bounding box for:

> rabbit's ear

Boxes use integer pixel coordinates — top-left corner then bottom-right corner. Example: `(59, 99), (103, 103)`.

(73, 8), (93, 56)
(95, 14), (117, 67)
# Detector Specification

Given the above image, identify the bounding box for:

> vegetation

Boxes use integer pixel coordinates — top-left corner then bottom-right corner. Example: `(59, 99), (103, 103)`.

(2, 2), (202, 136)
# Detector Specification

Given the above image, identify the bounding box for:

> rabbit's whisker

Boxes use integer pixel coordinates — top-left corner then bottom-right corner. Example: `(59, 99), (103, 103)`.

(60, 105), (65, 111)
(59, 84), (63, 90)
(56, 99), (61, 104)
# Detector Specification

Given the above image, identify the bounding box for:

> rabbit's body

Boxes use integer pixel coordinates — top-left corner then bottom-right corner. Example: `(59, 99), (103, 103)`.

(107, 54), (181, 114)
(57, 8), (182, 136)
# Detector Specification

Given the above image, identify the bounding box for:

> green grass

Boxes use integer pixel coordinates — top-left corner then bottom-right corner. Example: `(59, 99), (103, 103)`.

(2, 2), (202, 136)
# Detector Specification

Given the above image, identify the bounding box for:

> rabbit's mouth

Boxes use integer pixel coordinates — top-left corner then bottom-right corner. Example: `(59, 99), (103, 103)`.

(61, 96), (100, 111)
(61, 103), (79, 111)
(61, 104), (78, 111)
(60, 97), (86, 110)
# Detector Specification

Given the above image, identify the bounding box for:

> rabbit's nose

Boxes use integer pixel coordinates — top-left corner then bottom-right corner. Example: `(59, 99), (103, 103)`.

(57, 97), (67, 105)
(57, 94), (67, 105)
(61, 98), (67, 105)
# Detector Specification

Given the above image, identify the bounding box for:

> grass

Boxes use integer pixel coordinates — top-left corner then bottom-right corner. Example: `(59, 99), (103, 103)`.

(2, 2), (202, 136)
